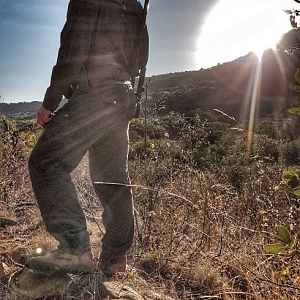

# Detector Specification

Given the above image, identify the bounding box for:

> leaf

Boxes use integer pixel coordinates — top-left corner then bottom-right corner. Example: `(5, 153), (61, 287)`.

(294, 187), (300, 197)
(277, 225), (291, 245)
(289, 107), (300, 115)
(287, 167), (299, 173)
(289, 235), (297, 250)
(263, 243), (286, 254)
(282, 171), (294, 184)
(282, 168), (300, 186)
(283, 9), (293, 15)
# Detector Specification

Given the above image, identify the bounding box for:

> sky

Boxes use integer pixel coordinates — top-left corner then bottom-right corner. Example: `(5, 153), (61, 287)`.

(0, 0), (297, 103)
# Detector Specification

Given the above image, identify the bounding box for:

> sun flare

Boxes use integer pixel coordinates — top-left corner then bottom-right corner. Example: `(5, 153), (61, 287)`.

(196, 0), (294, 68)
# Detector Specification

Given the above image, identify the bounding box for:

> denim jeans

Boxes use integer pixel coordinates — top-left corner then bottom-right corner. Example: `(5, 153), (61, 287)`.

(28, 83), (136, 259)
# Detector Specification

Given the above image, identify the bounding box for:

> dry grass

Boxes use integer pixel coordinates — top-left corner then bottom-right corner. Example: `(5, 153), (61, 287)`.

(1, 116), (300, 299)
(127, 151), (300, 299)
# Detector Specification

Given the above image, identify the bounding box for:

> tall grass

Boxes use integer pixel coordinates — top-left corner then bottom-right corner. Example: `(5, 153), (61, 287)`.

(1, 114), (300, 299)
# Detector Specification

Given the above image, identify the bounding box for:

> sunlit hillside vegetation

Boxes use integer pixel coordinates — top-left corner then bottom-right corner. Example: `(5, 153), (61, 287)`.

(147, 50), (299, 119)
(0, 98), (299, 298)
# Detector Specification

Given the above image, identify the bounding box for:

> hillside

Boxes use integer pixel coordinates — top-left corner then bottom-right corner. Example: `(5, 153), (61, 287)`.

(1, 49), (298, 121)
(147, 50), (298, 118)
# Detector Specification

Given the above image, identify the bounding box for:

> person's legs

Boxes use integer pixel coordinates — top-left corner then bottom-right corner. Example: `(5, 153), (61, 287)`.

(27, 92), (104, 273)
(28, 98), (93, 251)
(27, 83), (136, 273)
(89, 120), (134, 264)
(88, 84), (136, 271)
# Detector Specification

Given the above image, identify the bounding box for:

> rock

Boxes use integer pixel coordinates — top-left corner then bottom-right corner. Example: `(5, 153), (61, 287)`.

(0, 217), (17, 228)
(9, 267), (71, 299)
(99, 281), (144, 300)
(60, 274), (146, 299)
(146, 291), (175, 300)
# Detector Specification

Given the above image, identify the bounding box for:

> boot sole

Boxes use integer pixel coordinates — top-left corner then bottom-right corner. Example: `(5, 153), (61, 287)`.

(26, 260), (94, 275)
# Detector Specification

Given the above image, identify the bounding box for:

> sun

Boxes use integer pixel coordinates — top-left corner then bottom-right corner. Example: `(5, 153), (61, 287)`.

(196, 0), (293, 68)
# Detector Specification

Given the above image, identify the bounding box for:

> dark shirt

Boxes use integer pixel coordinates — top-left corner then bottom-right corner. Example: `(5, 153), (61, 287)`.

(43, 0), (148, 112)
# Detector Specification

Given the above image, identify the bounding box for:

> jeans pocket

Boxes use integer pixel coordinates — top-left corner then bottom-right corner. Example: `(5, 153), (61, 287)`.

(102, 84), (136, 108)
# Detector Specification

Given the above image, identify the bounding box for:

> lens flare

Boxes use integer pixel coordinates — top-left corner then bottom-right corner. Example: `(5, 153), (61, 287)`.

(36, 248), (43, 255)
(246, 56), (262, 160)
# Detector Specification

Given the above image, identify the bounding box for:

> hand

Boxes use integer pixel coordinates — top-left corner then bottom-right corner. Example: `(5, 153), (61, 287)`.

(36, 106), (54, 127)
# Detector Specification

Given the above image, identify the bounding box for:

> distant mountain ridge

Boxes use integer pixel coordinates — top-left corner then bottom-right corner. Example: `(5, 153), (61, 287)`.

(0, 101), (41, 119)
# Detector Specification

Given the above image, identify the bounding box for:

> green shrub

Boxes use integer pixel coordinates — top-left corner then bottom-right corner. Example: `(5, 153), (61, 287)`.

(257, 118), (279, 139)
(253, 135), (280, 162)
(282, 139), (300, 165)
(129, 117), (168, 143)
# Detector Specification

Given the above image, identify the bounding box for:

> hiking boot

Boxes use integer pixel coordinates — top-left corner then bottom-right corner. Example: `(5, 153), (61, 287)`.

(26, 248), (94, 274)
(99, 252), (127, 275)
